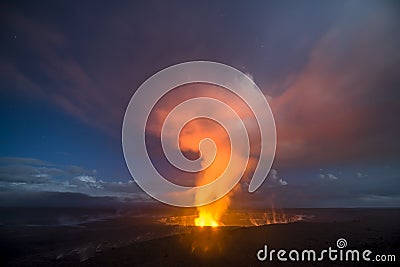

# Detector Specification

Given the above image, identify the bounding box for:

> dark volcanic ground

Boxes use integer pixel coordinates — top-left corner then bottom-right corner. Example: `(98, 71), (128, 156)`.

(81, 216), (400, 266)
(2, 208), (399, 266)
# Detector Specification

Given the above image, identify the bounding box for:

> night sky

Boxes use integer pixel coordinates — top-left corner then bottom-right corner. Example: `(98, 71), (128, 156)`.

(1, 0), (399, 208)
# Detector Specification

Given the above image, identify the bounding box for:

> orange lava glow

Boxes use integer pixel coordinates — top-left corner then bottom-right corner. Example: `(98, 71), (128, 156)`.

(158, 209), (300, 227)
(194, 212), (219, 227)
(187, 119), (233, 228)
(248, 209), (290, 226)
(147, 84), (261, 229)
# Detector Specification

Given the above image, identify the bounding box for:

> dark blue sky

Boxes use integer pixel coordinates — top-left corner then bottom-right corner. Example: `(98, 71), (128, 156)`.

(1, 0), (399, 208)
(0, 90), (129, 180)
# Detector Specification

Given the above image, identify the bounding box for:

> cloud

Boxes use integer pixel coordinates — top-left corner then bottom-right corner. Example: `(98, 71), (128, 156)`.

(266, 169), (288, 187)
(233, 167), (400, 208)
(73, 175), (101, 188)
(327, 174), (338, 180)
(1, 1), (399, 167)
(278, 179), (288, 186)
(1, 156), (399, 208)
(320, 173), (338, 180)
(356, 172), (368, 178)
(359, 194), (397, 204)
(0, 157), (150, 207)
(1, 1), (399, 209)
(270, 1), (400, 167)
(0, 11), (117, 134)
